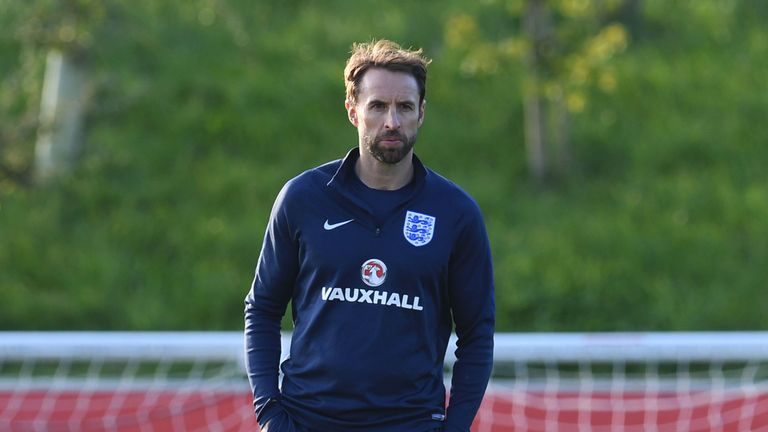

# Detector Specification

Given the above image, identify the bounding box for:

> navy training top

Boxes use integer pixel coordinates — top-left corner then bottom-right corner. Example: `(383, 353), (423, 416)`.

(244, 148), (495, 432)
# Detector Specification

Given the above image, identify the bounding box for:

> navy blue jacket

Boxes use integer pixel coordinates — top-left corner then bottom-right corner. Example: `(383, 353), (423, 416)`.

(245, 149), (495, 432)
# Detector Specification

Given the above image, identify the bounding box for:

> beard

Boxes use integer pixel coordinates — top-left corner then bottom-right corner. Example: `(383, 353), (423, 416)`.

(363, 130), (417, 165)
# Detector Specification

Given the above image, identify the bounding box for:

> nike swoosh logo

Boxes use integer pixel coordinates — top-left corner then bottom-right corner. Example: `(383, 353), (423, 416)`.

(324, 219), (354, 230)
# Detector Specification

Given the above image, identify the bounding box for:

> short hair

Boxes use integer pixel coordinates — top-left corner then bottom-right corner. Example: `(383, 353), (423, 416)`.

(344, 39), (431, 106)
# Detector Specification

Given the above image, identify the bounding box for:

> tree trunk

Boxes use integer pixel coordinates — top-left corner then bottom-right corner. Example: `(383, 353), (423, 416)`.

(523, 80), (548, 183)
(616, 0), (644, 39)
(553, 88), (572, 177)
(34, 49), (87, 184)
(523, 0), (550, 184)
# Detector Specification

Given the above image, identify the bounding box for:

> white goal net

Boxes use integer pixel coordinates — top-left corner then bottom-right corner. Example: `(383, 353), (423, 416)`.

(0, 332), (261, 432)
(471, 332), (768, 432)
(2, 331), (768, 431)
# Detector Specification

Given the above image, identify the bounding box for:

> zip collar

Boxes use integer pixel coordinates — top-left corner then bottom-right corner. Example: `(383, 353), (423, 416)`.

(326, 147), (428, 191)
(325, 148), (429, 228)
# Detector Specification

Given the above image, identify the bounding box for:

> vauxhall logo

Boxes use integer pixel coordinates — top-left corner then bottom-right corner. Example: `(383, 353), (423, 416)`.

(361, 258), (386, 287)
(320, 258), (424, 311)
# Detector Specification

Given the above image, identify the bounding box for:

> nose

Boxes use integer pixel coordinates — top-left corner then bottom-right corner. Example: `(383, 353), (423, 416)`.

(384, 106), (401, 130)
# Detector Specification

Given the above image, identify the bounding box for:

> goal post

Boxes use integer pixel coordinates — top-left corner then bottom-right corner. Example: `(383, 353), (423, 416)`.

(2, 331), (768, 432)
(489, 332), (768, 362)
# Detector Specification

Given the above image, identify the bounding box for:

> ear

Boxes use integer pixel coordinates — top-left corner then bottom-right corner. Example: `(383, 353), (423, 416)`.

(345, 99), (359, 127)
(418, 99), (426, 127)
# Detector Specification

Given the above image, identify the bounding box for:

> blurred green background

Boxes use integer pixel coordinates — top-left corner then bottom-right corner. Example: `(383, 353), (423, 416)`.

(1, 0), (766, 331)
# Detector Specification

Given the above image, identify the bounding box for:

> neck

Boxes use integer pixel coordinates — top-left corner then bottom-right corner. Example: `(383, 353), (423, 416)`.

(355, 148), (414, 190)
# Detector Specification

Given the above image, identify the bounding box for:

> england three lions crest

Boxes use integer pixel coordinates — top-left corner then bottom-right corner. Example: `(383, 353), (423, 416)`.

(403, 210), (436, 247)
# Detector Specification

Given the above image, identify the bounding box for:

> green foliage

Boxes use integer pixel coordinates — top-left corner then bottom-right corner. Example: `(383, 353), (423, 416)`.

(443, 0), (629, 112)
(1, 0), (766, 331)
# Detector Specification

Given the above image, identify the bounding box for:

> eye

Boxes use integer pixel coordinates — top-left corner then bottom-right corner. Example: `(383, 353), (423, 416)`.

(400, 103), (414, 112)
(370, 102), (386, 110)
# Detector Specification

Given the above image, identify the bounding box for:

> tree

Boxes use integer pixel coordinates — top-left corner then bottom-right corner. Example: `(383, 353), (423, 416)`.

(0, 0), (105, 186)
(444, 0), (630, 184)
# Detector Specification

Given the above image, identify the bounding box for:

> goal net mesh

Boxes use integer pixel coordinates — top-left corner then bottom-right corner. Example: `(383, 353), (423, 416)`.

(471, 332), (768, 432)
(0, 332), (255, 432)
(2, 331), (768, 431)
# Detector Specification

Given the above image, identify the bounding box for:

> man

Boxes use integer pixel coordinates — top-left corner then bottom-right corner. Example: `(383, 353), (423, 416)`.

(245, 39), (495, 432)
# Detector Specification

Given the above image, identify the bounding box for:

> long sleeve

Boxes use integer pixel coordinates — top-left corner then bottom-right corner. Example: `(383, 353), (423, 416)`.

(244, 183), (298, 427)
(444, 203), (495, 432)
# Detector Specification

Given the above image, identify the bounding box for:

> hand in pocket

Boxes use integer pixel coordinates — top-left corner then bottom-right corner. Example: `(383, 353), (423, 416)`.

(261, 410), (301, 432)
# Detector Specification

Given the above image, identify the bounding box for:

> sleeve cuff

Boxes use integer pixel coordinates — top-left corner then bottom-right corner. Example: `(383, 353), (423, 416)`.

(257, 398), (284, 428)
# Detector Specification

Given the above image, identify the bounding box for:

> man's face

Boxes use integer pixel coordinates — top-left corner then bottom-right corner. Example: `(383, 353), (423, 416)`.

(346, 68), (425, 165)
